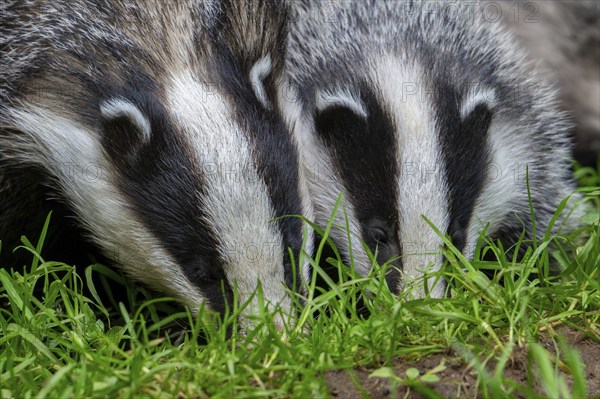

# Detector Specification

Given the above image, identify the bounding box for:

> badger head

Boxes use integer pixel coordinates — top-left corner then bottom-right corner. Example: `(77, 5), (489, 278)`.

(0, 0), (313, 324)
(282, 1), (583, 298)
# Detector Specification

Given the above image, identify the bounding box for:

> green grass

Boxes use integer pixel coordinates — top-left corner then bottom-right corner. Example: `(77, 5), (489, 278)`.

(1, 162), (598, 398)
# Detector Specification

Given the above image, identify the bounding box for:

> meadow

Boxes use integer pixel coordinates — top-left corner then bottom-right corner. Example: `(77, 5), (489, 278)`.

(1, 162), (598, 398)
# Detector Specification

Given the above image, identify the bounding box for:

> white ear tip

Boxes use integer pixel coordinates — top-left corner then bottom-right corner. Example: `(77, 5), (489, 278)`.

(461, 87), (497, 119)
(315, 88), (368, 119)
(100, 98), (152, 142)
(249, 55), (273, 108)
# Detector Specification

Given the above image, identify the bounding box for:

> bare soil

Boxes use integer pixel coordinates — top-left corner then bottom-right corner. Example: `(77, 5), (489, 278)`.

(324, 327), (600, 398)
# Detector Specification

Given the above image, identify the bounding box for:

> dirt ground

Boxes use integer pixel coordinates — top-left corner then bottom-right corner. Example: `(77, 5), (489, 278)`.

(324, 327), (600, 398)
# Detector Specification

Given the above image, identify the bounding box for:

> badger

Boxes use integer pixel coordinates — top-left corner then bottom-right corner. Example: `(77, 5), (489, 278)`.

(280, 1), (585, 298)
(0, 0), (314, 324)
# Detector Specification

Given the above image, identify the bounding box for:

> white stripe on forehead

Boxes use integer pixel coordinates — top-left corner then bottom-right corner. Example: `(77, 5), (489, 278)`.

(4, 106), (206, 311)
(166, 73), (290, 310)
(373, 56), (448, 298)
(276, 82), (317, 288)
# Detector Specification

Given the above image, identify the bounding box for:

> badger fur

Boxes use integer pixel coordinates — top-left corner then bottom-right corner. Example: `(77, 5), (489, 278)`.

(0, 0), (314, 322)
(281, 1), (585, 298)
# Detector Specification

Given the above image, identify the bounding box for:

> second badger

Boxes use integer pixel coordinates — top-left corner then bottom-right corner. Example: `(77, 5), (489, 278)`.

(282, 1), (585, 298)
(0, 0), (313, 321)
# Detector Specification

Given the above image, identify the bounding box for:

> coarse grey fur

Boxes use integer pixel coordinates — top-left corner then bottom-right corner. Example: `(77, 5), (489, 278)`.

(281, 0), (586, 298)
(1, 0), (314, 324)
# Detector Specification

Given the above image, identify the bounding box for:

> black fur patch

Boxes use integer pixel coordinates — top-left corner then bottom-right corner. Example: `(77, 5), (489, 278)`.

(434, 83), (493, 253)
(314, 84), (402, 293)
(100, 84), (234, 314)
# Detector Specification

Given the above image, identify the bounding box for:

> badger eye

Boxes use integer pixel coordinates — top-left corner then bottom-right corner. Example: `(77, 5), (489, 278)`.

(371, 226), (389, 245)
(365, 219), (392, 247)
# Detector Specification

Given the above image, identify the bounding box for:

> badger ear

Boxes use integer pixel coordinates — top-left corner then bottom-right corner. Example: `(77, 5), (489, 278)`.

(99, 97), (151, 161)
(100, 98), (151, 142)
(217, 0), (288, 70)
(316, 88), (368, 120)
(460, 87), (497, 120)
(216, 0), (288, 109)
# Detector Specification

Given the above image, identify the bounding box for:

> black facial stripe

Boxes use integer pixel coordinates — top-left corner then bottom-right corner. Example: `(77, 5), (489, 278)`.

(99, 83), (233, 313)
(315, 85), (399, 230)
(314, 84), (402, 286)
(435, 83), (492, 252)
(213, 55), (306, 292)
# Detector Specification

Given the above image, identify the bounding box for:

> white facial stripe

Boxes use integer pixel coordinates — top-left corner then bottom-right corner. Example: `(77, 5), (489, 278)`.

(277, 83), (318, 288)
(297, 165), (316, 289)
(374, 57), (448, 298)
(4, 105), (206, 311)
(166, 73), (291, 312)
(100, 98), (152, 142)
(315, 88), (368, 119)
(249, 55), (273, 109)
(279, 85), (371, 277)
(460, 87), (498, 119)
